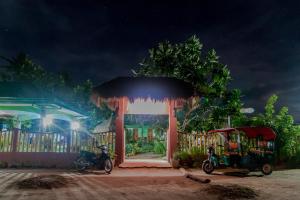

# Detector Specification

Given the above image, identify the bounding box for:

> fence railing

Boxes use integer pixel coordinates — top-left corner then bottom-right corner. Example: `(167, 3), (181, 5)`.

(0, 129), (115, 154)
(177, 132), (225, 155)
(17, 131), (68, 153)
(93, 131), (115, 153)
(0, 130), (13, 152)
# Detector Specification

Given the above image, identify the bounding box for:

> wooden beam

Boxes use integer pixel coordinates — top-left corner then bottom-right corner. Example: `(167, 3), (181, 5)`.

(114, 97), (127, 166)
(168, 99), (177, 162)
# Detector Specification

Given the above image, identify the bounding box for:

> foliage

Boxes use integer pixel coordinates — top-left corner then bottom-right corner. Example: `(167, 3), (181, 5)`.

(173, 147), (207, 168)
(133, 35), (231, 97)
(140, 142), (154, 153)
(125, 140), (166, 156)
(73, 80), (113, 128)
(176, 151), (191, 161)
(125, 143), (141, 156)
(234, 94), (300, 163)
(189, 146), (205, 160)
(153, 141), (166, 155)
(133, 35), (242, 131)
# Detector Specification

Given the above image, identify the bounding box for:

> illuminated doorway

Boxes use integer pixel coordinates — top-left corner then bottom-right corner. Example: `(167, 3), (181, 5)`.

(124, 99), (168, 162)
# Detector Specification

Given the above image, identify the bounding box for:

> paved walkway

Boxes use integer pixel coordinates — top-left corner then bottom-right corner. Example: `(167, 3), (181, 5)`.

(0, 168), (299, 200)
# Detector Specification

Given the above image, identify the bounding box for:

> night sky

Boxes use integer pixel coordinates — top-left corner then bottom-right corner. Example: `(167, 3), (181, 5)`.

(0, 0), (300, 120)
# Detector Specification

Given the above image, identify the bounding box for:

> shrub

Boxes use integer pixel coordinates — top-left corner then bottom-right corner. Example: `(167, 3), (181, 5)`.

(153, 141), (166, 155)
(141, 143), (154, 153)
(177, 151), (193, 167)
(189, 147), (207, 168)
(125, 143), (141, 156)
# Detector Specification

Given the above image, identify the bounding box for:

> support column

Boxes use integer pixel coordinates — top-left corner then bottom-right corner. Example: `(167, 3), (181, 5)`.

(168, 99), (177, 162)
(12, 121), (21, 153)
(115, 97), (127, 166)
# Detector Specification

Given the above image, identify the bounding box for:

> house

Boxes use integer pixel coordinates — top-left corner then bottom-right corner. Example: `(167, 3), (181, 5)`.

(0, 82), (89, 167)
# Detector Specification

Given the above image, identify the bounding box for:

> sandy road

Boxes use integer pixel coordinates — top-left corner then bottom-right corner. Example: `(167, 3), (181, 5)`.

(0, 168), (299, 200)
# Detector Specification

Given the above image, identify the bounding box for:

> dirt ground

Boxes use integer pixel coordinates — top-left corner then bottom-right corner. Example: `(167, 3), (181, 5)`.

(0, 168), (299, 200)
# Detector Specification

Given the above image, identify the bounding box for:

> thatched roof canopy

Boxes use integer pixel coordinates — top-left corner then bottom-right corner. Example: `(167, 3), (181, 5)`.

(92, 77), (196, 101)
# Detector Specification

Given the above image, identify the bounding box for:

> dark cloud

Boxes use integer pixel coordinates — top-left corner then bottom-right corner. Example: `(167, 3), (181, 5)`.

(0, 0), (300, 120)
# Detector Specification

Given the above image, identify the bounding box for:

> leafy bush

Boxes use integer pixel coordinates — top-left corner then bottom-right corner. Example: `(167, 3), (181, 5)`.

(177, 151), (193, 167)
(189, 147), (207, 167)
(140, 143), (154, 153)
(172, 148), (207, 168)
(125, 143), (141, 156)
(287, 149), (300, 168)
(190, 147), (205, 159)
(177, 151), (190, 161)
(153, 141), (166, 155)
(234, 94), (300, 164)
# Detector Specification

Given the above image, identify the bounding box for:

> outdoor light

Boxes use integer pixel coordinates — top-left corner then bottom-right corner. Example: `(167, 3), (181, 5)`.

(71, 121), (80, 130)
(42, 115), (53, 127)
(240, 107), (255, 114)
(127, 98), (168, 115)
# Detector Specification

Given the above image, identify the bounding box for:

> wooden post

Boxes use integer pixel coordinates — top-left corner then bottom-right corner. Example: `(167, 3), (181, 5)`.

(12, 121), (21, 153)
(12, 128), (19, 152)
(66, 130), (71, 153)
(168, 99), (177, 162)
(148, 128), (153, 142)
(115, 97), (127, 166)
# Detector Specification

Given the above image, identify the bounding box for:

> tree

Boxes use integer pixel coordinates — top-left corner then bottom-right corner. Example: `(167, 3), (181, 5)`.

(235, 94), (300, 162)
(0, 53), (73, 99)
(73, 80), (112, 129)
(133, 35), (242, 131)
(133, 35), (231, 98)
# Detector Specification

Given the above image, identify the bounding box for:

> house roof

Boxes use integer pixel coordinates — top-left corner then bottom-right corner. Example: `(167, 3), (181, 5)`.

(0, 82), (87, 121)
(92, 76), (196, 101)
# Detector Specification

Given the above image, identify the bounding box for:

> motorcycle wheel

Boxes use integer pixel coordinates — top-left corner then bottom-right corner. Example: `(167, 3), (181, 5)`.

(75, 157), (87, 171)
(261, 163), (273, 175)
(104, 159), (113, 174)
(202, 161), (214, 174)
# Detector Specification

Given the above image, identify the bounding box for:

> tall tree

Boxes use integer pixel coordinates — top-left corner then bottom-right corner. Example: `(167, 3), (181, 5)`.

(133, 35), (242, 131)
(236, 94), (300, 161)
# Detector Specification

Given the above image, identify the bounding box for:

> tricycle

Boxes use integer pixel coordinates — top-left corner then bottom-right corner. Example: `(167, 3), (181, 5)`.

(202, 127), (276, 175)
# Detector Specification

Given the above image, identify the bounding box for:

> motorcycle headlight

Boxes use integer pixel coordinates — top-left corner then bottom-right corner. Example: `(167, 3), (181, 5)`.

(102, 149), (108, 154)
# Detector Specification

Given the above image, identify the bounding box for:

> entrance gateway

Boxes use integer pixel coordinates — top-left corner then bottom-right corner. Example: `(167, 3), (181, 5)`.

(92, 77), (196, 167)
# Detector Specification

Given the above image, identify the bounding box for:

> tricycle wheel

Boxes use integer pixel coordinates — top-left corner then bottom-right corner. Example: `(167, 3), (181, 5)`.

(261, 163), (273, 175)
(202, 161), (214, 174)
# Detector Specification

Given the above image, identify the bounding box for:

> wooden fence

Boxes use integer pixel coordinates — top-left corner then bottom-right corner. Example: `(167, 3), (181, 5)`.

(177, 132), (225, 155)
(177, 131), (268, 156)
(0, 130), (13, 152)
(0, 129), (116, 154)
(0, 129), (116, 167)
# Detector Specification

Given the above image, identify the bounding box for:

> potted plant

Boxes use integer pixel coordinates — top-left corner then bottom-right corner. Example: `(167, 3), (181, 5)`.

(171, 151), (180, 168)
(178, 151), (193, 168)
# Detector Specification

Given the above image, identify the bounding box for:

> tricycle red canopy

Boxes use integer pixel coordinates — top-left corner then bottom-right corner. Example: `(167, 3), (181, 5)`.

(208, 127), (276, 141)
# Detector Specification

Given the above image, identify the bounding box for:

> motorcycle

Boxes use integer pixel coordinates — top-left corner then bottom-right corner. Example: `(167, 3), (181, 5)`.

(74, 145), (113, 174)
